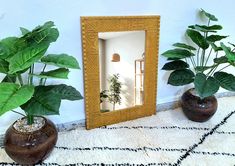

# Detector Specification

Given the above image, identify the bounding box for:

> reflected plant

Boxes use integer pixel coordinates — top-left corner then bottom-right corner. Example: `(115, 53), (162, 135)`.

(108, 74), (122, 111)
(100, 90), (109, 103)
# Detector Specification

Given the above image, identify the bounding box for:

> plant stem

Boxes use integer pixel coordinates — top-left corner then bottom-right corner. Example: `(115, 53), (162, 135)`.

(204, 48), (213, 67)
(210, 65), (219, 76)
(197, 48), (200, 66)
(11, 110), (25, 116)
(217, 64), (231, 72)
(200, 49), (206, 68)
(208, 19), (211, 26)
(30, 64), (34, 85)
(39, 64), (47, 85)
(189, 57), (196, 70)
(17, 74), (24, 86)
(27, 115), (34, 125)
(42, 64), (47, 72)
(207, 64), (218, 77)
(43, 78), (47, 85)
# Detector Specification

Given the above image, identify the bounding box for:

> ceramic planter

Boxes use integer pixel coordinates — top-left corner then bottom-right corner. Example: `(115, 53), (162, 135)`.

(181, 89), (218, 122)
(4, 117), (58, 165)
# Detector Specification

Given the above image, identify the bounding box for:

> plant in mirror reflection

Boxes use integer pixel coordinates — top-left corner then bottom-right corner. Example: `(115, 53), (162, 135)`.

(161, 8), (235, 99)
(108, 73), (122, 111)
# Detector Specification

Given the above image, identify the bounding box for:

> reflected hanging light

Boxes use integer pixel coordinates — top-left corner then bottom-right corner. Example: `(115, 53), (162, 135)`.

(111, 53), (120, 62)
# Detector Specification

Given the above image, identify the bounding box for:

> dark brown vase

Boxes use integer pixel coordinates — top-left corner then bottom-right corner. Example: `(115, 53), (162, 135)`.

(181, 89), (218, 122)
(4, 117), (58, 165)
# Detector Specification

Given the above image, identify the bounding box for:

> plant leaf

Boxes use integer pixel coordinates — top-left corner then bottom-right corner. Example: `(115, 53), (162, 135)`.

(33, 68), (69, 79)
(188, 25), (222, 32)
(162, 49), (194, 59)
(0, 37), (18, 59)
(213, 56), (228, 64)
(41, 54), (80, 69)
(187, 29), (209, 49)
(21, 21), (59, 46)
(0, 59), (9, 74)
(21, 86), (61, 116)
(0, 83), (34, 116)
(1, 75), (16, 83)
(201, 9), (218, 21)
(21, 84), (83, 116)
(221, 42), (235, 62)
(162, 60), (189, 70)
(194, 73), (219, 98)
(168, 69), (195, 86)
(214, 72), (235, 91)
(172, 43), (196, 50)
(20, 27), (30, 35)
(35, 84), (83, 101)
(210, 42), (223, 52)
(7, 43), (49, 74)
(206, 35), (228, 42)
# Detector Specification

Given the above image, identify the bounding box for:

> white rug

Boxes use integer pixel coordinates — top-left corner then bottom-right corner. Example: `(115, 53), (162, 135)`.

(0, 96), (235, 166)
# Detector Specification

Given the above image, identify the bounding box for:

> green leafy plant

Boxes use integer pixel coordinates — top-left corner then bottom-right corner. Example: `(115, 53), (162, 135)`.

(108, 74), (122, 111)
(100, 90), (109, 103)
(0, 21), (83, 124)
(161, 9), (235, 99)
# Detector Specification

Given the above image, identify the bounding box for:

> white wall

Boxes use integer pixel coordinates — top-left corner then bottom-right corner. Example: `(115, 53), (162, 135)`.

(0, 0), (235, 134)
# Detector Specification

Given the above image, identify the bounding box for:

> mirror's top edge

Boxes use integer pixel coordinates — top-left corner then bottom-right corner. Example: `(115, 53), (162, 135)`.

(81, 15), (160, 20)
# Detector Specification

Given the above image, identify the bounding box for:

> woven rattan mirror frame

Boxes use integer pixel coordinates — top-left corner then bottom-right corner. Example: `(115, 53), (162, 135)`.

(81, 16), (160, 129)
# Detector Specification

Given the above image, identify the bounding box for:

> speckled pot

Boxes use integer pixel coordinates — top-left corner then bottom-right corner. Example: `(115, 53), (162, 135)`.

(181, 89), (218, 122)
(4, 117), (58, 165)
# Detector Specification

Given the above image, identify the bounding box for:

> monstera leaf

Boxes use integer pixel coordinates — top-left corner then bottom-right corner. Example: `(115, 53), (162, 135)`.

(21, 84), (83, 116)
(0, 83), (34, 116)
(194, 73), (219, 98)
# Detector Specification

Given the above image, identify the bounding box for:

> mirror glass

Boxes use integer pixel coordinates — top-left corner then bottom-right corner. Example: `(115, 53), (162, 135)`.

(98, 31), (146, 112)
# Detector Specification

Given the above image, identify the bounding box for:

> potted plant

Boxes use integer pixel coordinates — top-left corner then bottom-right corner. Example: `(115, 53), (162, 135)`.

(108, 74), (122, 111)
(0, 21), (83, 164)
(161, 9), (235, 122)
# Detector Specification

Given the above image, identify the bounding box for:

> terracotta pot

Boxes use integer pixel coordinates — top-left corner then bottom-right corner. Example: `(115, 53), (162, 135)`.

(181, 89), (218, 122)
(4, 117), (58, 165)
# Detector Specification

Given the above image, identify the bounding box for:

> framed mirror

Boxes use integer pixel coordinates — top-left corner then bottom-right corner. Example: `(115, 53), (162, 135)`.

(81, 16), (160, 129)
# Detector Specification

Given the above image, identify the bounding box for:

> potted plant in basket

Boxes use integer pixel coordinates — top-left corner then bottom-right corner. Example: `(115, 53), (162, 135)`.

(161, 9), (235, 122)
(0, 21), (83, 164)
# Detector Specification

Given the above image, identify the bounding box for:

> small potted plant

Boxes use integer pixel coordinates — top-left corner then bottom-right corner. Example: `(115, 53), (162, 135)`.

(108, 74), (122, 111)
(0, 21), (83, 164)
(161, 9), (235, 122)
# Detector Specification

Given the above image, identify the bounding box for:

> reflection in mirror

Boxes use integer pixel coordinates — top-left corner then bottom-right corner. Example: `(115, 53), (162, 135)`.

(98, 31), (146, 112)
